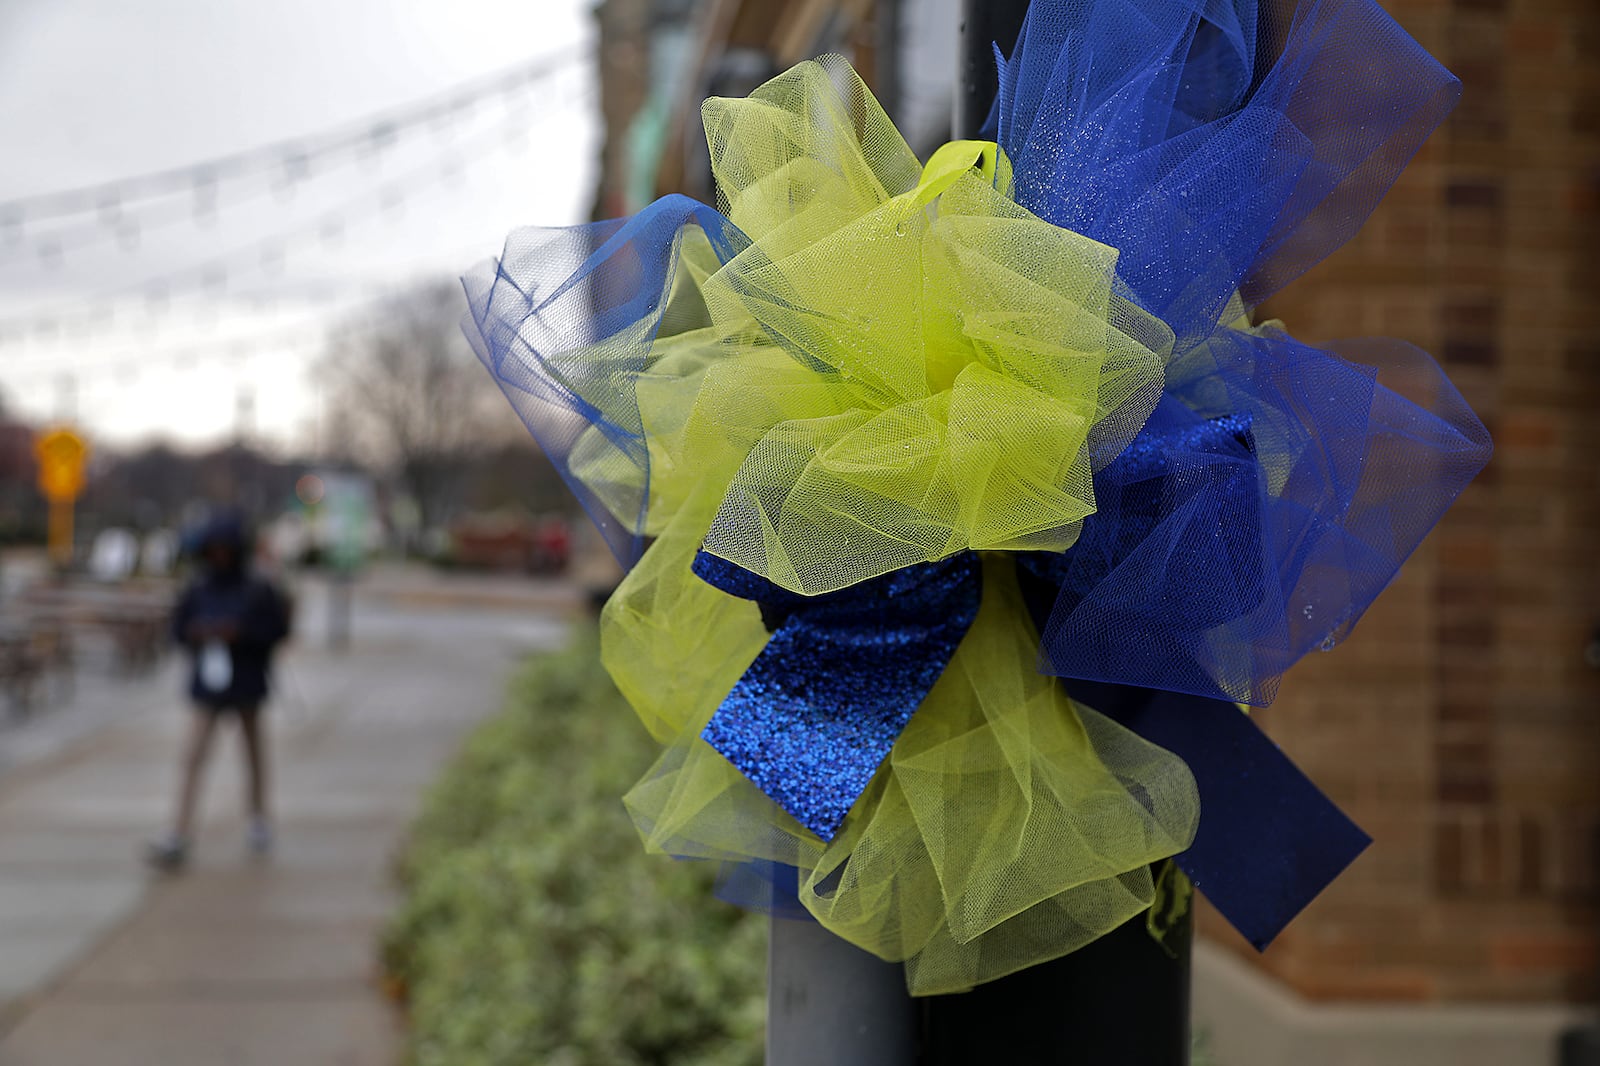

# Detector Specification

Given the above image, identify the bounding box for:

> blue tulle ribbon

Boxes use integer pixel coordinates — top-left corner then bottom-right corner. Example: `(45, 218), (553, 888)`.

(985, 0), (1463, 335)
(461, 194), (750, 566)
(975, 0), (1493, 941)
(984, 0), (1489, 706)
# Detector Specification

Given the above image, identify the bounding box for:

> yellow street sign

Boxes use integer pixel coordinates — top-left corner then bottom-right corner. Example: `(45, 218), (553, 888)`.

(35, 426), (88, 569)
(35, 426), (88, 502)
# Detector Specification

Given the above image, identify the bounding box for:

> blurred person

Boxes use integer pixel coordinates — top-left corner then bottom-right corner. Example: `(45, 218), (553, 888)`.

(146, 514), (292, 871)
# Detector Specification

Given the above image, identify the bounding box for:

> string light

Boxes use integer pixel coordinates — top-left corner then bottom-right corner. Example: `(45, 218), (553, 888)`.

(0, 50), (580, 223)
(0, 82), (592, 350)
(0, 60), (596, 440)
(0, 52), (581, 265)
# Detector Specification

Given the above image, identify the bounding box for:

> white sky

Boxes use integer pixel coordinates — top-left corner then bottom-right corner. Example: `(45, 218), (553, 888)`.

(0, 0), (599, 453)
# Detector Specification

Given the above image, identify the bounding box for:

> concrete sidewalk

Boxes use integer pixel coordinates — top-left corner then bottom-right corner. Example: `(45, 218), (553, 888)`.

(0, 579), (567, 1066)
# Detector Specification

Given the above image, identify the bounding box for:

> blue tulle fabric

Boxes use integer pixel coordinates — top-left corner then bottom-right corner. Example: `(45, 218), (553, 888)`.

(460, 194), (748, 566)
(983, 0), (1490, 704)
(986, 0), (1462, 329)
(460, 0), (1496, 943)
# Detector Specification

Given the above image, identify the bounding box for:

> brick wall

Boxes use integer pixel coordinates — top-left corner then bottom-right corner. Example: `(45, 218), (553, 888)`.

(1201, 0), (1600, 1005)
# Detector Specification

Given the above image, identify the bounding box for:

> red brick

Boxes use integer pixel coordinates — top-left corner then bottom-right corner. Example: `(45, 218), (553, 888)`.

(1496, 412), (1560, 450)
(1490, 933), (1599, 974)
(1294, 971), (1439, 1003)
(1518, 815), (1545, 894)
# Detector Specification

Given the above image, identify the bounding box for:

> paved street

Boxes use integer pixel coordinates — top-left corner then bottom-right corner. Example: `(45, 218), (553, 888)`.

(0, 571), (569, 1066)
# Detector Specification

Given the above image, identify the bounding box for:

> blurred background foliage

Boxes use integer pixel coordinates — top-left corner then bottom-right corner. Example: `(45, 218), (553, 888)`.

(383, 631), (767, 1066)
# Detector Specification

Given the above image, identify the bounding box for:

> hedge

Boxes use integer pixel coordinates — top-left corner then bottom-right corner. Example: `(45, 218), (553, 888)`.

(383, 631), (767, 1066)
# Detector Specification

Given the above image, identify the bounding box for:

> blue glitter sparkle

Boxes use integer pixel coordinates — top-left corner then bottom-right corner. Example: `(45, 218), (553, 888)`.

(695, 551), (981, 842)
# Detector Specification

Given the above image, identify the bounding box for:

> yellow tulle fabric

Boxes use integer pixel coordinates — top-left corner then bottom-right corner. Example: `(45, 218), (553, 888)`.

(572, 55), (1173, 596)
(606, 531), (1199, 994)
(582, 56), (1200, 993)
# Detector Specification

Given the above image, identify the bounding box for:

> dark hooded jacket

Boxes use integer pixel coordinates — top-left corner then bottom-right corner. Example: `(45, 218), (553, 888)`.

(171, 519), (291, 708)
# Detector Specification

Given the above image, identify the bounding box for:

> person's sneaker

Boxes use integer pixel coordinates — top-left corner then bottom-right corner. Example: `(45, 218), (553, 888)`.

(247, 818), (273, 856)
(144, 834), (189, 872)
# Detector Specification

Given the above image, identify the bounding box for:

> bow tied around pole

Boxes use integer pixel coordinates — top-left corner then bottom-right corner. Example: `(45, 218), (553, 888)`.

(461, 0), (1491, 995)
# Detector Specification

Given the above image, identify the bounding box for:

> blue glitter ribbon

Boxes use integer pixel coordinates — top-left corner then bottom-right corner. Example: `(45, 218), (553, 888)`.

(693, 550), (982, 842)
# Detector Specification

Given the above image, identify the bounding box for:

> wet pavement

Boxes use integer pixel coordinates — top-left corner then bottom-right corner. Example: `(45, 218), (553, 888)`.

(0, 570), (569, 1065)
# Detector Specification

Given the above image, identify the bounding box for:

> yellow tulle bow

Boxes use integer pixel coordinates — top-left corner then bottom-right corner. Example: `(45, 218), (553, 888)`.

(577, 55), (1199, 993)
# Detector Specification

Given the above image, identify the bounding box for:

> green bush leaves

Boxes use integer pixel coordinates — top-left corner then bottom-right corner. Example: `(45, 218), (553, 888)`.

(385, 630), (766, 1066)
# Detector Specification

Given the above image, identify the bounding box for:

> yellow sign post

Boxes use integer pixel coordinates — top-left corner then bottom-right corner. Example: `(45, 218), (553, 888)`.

(35, 427), (89, 568)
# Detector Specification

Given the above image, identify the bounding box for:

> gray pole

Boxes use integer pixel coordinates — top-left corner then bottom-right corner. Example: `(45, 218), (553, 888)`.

(924, 4), (1195, 1064)
(766, 917), (918, 1066)
(760, 0), (925, 1057)
(954, 0), (1029, 138)
(763, 5), (1031, 1066)
(768, 3), (1190, 1064)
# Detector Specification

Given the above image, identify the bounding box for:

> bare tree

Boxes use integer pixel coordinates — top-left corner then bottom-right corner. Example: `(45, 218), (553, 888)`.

(318, 282), (507, 530)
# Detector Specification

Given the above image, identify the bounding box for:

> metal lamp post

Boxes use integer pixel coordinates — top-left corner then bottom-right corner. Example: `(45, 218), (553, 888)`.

(765, 2), (1192, 1063)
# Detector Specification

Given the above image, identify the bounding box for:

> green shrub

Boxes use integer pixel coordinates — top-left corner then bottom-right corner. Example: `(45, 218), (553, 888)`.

(385, 630), (766, 1066)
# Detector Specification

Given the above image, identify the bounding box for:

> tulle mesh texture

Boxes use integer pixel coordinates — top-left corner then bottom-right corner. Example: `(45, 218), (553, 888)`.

(988, 0), (1463, 338)
(462, 55), (1197, 994)
(609, 537), (1197, 995)
(460, 0), (1491, 994)
(984, 0), (1491, 703)
(1042, 317), (1490, 705)
(465, 55), (1172, 595)
(461, 197), (748, 564)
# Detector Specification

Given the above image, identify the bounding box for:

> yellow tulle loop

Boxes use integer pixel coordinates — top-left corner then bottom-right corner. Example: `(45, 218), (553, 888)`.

(903, 139), (1002, 210)
(601, 56), (1165, 596)
(574, 57), (1171, 594)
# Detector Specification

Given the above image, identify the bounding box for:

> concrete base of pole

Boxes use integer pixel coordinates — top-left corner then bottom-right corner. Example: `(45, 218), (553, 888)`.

(766, 917), (917, 1066)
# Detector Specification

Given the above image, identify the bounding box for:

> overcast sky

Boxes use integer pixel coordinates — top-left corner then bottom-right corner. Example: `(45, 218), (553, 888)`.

(0, 0), (598, 451)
